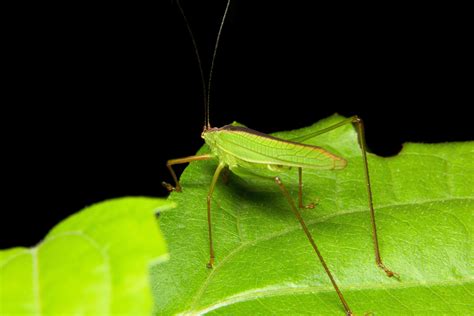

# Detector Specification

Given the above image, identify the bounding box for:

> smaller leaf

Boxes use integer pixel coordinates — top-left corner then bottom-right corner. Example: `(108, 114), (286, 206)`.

(0, 197), (174, 315)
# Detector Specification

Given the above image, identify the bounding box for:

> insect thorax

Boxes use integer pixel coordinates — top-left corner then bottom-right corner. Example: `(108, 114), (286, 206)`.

(202, 129), (238, 169)
(202, 128), (291, 176)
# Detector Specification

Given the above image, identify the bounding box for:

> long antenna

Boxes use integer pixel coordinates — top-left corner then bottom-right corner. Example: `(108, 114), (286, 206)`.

(176, 0), (208, 128)
(207, 0), (231, 129)
(176, 0), (231, 130)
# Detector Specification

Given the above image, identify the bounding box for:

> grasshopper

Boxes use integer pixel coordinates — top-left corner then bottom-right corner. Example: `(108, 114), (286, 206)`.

(164, 1), (398, 315)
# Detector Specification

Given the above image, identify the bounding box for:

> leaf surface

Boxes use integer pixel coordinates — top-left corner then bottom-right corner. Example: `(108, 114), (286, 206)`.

(152, 115), (473, 315)
(1, 197), (173, 315)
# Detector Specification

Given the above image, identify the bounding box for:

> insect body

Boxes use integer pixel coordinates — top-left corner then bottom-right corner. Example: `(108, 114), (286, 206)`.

(166, 1), (398, 315)
(203, 125), (347, 171)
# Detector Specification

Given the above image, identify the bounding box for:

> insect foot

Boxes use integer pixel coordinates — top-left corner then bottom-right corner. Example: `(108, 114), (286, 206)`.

(161, 181), (182, 192)
(299, 197), (320, 210)
(379, 263), (400, 279)
(206, 258), (215, 269)
(304, 203), (316, 209)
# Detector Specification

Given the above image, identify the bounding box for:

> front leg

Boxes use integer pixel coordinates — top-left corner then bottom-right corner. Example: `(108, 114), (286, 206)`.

(163, 154), (212, 192)
(206, 162), (226, 268)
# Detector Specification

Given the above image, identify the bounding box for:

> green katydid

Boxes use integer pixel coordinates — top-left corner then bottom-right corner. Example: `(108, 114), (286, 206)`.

(165, 1), (398, 315)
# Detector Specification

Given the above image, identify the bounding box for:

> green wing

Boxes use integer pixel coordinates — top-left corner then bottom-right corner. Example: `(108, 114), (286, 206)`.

(210, 126), (347, 170)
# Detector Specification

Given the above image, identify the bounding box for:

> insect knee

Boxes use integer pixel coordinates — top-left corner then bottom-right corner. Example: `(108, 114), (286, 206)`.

(351, 115), (362, 124)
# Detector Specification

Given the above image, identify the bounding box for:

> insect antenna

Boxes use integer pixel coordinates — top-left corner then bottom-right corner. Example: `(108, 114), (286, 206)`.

(207, 0), (231, 130)
(176, 0), (208, 129)
(176, 0), (231, 130)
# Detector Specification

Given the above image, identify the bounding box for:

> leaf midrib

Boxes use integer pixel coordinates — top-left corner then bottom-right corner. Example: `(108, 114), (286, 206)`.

(185, 196), (473, 313)
(2, 231), (113, 315)
(31, 248), (40, 315)
(181, 278), (474, 315)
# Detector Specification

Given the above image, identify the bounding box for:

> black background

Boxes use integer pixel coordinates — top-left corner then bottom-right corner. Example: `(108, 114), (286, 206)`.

(2, 1), (472, 248)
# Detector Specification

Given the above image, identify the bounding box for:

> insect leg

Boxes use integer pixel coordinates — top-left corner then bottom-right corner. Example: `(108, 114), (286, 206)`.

(293, 116), (398, 278)
(352, 117), (398, 278)
(275, 176), (353, 316)
(163, 154), (212, 192)
(206, 162), (226, 269)
(221, 166), (230, 185)
(298, 167), (316, 209)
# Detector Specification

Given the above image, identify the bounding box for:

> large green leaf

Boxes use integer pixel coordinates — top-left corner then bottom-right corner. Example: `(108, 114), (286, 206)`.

(0, 197), (174, 315)
(152, 115), (473, 315)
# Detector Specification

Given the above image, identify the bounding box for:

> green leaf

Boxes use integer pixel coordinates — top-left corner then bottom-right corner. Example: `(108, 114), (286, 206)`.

(0, 197), (174, 315)
(152, 115), (473, 315)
